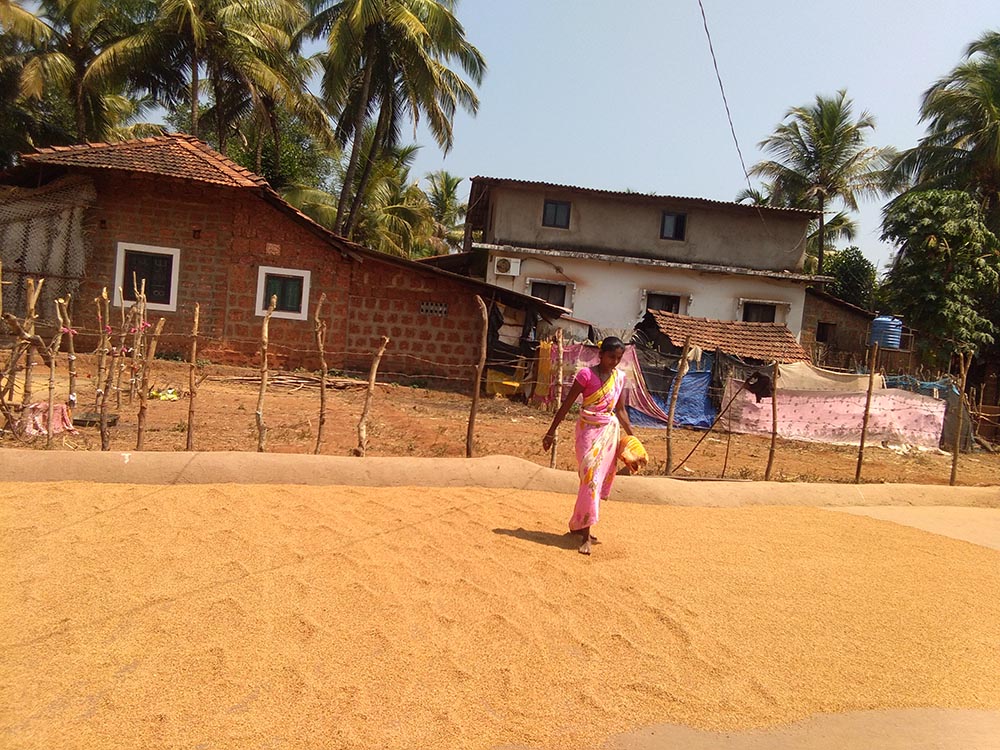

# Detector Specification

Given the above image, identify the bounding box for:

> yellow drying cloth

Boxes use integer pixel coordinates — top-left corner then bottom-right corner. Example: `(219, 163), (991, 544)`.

(618, 435), (648, 473)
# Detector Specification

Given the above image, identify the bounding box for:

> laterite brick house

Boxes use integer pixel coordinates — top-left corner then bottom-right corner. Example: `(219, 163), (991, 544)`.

(0, 135), (561, 377)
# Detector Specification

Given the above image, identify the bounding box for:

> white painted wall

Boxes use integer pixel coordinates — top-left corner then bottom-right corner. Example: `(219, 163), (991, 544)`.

(486, 251), (807, 337)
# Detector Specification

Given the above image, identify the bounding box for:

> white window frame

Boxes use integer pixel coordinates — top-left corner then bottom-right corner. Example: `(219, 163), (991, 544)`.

(526, 277), (574, 310)
(256, 265), (311, 321)
(640, 289), (691, 317)
(113, 242), (181, 312)
(736, 297), (790, 325)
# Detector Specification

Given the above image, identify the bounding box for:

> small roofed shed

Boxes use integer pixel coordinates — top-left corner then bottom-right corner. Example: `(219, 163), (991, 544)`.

(638, 309), (811, 364)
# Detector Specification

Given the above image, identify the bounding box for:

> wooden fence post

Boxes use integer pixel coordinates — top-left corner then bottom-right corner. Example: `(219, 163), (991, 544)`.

(466, 295), (489, 458)
(665, 335), (691, 475)
(100, 305), (137, 450)
(186, 303), (200, 451)
(550, 328), (563, 469)
(764, 360), (780, 480)
(94, 289), (110, 410)
(855, 343), (879, 484)
(56, 297), (77, 411)
(135, 318), (165, 450)
(354, 336), (390, 457)
(314, 294), (328, 455)
(21, 278), (43, 407)
(256, 295), (276, 453)
(950, 350), (972, 486)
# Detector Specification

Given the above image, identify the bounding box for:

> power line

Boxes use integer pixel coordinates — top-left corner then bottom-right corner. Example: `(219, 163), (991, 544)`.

(696, 0), (753, 197)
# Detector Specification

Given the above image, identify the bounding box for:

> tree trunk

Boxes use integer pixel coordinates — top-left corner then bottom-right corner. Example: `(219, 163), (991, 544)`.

(190, 52), (200, 137)
(344, 95), (391, 238)
(334, 54), (375, 235)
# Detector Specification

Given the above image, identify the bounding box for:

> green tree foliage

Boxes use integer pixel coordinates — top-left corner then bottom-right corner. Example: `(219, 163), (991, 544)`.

(881, 190), (1000, 357)
(823, 246), (877, 310)
(423, 169), (466, 253)
(282, 138), (435, 258)
(0, 33), (76, 166)
(750, 90), (895, 274)
(3, 0), (159, 143)
(892, 30), (1000, 233)
(303, 0), (485, 236)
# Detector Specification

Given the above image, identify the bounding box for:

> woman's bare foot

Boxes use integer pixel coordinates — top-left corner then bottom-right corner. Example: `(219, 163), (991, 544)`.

(589, 534), (599, 544)
(578, 537), (592, 555)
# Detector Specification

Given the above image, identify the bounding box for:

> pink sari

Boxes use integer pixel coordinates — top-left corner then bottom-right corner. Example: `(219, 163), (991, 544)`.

(569, 367), (625, 531)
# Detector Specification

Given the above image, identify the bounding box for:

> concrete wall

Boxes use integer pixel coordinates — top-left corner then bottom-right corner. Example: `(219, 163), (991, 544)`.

(73, 172), (482, 377)
(486, 251), (807, 337)
(486, 186), (810, 272)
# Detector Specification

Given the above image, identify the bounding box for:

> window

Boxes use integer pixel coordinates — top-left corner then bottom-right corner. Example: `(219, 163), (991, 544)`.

(660, 212), (687, 241)
(542, 199), (571, 229)
(646, 293), (681, 314)
(113, 242), (180, 311)
(742, 302), (777, 323)
(816, 321), (836, 343)
(530, 281), (567, 307)
(256, 266), (311, 320)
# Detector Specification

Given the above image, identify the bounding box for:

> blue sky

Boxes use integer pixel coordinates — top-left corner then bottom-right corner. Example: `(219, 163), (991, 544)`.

(396, 0), (998, 273)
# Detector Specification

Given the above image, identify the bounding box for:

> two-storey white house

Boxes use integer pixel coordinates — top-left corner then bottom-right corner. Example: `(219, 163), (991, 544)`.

(462, 177), (820, 338)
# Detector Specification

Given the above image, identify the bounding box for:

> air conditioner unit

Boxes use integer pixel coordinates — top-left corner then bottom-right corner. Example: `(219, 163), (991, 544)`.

(493, 256), (521, 276)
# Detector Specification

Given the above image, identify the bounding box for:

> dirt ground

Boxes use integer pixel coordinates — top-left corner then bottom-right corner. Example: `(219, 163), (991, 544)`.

(3, 353), (999, 486)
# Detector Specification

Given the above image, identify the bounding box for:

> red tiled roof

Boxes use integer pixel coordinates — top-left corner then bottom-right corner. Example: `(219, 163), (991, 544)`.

(647, 309), (810, 363)
(23, 134), (268, 188)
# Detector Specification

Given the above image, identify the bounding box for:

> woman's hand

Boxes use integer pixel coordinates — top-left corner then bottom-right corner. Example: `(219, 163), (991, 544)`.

(542, 432), (555, 451)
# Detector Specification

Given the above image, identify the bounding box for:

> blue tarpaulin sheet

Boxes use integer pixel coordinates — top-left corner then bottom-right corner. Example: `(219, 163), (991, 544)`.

(627, 369), (715, 429)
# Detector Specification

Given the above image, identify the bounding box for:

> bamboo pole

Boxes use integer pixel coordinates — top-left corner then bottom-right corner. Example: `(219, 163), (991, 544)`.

(354, 336), (390, 457)
(186, 303), (200, 451)
(855, 343), (879, 483)
(764, 360), (780, 480)
(255, 295), (276, 453)
(549, 329), (563, 469)
(665, 335), (691, 475)
(466, 295), (489, 458)
(950, 351), (972, 486)
(313, 294), (328, 455)
(135, 317), (165, 450)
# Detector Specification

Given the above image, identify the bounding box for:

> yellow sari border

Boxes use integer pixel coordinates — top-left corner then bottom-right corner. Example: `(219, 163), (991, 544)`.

(582, 369), (618, 409)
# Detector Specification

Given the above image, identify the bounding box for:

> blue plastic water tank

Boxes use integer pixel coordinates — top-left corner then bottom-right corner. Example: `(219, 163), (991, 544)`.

(869, 315), (903, 349)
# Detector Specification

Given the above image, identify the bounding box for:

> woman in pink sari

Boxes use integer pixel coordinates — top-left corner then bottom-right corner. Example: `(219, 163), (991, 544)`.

(542, 337), (635, 555)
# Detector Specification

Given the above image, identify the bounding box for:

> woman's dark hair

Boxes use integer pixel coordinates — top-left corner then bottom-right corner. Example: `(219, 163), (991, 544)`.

(599, 336), (626, 353)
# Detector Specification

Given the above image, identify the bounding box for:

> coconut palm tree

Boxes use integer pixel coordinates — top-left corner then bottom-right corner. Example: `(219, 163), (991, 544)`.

(424, 168), (465, 251)
(5, 0), (155, 142)
(282, 138), (433, 257)
(301, 0), (484, 236)
(891, 30), (1000, 232)
(93, 0), (329, 158)
(750, 90), (894, 274)
(736, 182), (858, 273)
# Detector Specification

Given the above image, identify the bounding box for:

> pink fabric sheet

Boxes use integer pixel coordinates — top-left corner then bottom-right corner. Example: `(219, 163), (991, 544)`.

(724, 379), (946, 450)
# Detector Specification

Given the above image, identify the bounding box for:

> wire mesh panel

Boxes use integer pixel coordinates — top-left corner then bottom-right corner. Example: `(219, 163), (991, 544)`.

(0, 176), (95, 323)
